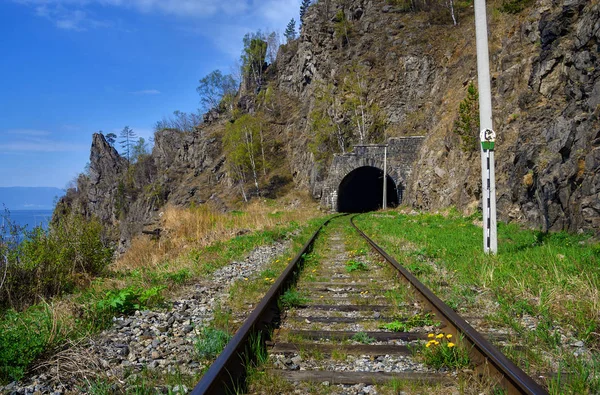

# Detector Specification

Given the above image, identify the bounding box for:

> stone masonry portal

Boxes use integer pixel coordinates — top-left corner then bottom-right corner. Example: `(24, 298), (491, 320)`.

(320, 136), (425, 212)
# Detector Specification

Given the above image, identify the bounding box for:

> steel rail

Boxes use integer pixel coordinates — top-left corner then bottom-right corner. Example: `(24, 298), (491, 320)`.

(191, 215), (340, 395)
(350, 215), (548, 395)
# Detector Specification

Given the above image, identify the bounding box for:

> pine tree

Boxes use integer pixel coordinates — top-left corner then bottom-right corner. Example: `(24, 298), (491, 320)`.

(119, 126), (137, 163)
(299, 0), (311, 26)
(284, 18), (297, 42)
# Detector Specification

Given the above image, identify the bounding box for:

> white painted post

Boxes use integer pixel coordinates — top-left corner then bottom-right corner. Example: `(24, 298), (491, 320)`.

(383, 145), (387, 210)
(475, 0), (497, 254)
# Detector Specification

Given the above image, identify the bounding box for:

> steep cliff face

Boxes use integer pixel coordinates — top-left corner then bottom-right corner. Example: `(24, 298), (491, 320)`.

(61, 0), (600, 240)
(275, 0), (600, 233)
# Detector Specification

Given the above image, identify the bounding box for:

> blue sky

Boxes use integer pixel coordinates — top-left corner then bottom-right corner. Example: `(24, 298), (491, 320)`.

(0, 0), (300, 188)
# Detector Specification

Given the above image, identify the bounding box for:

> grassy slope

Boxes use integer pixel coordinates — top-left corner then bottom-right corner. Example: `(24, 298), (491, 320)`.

(354, 209), (599, 394)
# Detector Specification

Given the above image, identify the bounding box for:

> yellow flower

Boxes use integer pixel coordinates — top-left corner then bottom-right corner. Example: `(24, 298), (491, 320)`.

(270, 279), (275, 283)
(244, 278), (248, 281)
(276, 259), (280, 263)
(446, 334), (452, 339)
(312, 269), (316, 273)
(427, 333), (435, 338)
(436, 334), (444, 339)
(426, 342), (432, 348)
(447, 342), (455, 348)
(434, 341), (440, 345)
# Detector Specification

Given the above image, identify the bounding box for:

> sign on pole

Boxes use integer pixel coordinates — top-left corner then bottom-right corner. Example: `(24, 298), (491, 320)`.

(475, 0), (498, 254)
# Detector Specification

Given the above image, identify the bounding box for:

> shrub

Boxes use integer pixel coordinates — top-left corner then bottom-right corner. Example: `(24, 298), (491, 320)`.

(279, 289), (309, 309)
(0, 214), (113, 310)
(96, 286), (165, 316)
(452, 82), (480, 153)
(498, 0), (535, 14)
(345, 259), (368, 272)
(195, 327), (232, 359)
(0, 304), (63, 382)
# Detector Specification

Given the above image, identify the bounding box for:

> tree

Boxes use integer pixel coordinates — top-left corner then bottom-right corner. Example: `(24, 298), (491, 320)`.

(241, 32), (268, 92)
(119, 126), (137, 163)
(453, 82), (480, 152)
(284, 18), (297, 42)
(131, 137), (149, 163)
(266, 31), (280, 64)
(223, 114), (269, 198)
(196, 70), (238, 112)
(105, 132), (117, 146)
(300, 0), (311, 26)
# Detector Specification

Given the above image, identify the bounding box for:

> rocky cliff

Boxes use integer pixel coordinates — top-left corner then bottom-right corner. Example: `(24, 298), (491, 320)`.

(61, 0), (600, 240)
(275, 0), (599, 234)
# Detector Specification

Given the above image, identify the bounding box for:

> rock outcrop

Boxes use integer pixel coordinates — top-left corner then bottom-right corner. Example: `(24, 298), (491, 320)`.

(60, 0), (600, 239)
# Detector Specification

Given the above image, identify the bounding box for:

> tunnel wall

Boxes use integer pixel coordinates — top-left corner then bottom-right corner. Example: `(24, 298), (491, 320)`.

(320, 136), (425, 211)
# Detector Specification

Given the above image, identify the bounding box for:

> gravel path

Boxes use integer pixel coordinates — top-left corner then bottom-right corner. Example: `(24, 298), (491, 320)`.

(2, 241), (288, 395)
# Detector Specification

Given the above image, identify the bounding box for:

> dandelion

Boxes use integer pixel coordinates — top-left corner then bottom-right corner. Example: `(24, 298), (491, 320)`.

(244, 278), (248, 281)
(447, 342), (455, 348)
(446, 334), (452, 339)
(434, 341), (440, 345)
(312, 269), (316, 273)
(276, 259), (280, 263)
(426, 342), (432, 348)
(428, 333), (435, 338)
(436, 333), (444, 339)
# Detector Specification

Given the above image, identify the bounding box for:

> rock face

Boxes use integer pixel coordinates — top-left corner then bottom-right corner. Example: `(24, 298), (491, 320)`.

(276, 0), (600, 234)
(61, 0), (600, 238)
(63, 127), (227, 248)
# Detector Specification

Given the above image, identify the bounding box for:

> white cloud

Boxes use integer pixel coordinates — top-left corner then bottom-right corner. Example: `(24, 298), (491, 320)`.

(130, 89), (161, 95)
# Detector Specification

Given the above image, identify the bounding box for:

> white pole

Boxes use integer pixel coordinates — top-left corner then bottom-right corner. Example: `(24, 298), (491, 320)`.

(383, 146), (387, 210)
(475, 0), (497, 254)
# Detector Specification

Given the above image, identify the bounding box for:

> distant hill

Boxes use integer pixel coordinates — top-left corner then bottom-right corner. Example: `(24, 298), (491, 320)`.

(0, 187), (65, 211)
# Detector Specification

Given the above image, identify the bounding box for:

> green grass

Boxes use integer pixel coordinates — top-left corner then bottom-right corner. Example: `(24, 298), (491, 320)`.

(422, 333), (470, 370)
(345, 259), (368, 272)
(354, 210), (600, 392)
(195, 327), (232, 359)
(279, 289), (309, 309)
(381, 312), (436, 332)
(351, 331), (375, 344)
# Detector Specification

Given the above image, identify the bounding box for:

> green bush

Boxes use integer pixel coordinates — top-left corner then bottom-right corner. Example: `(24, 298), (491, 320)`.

(0, 213), (113, 310)
(0, 305), (62, 382)
(452, 82), (480, 153)
(498, 0), (535, 14)
(195, 327), (232, 359)
(96, 286), (165, 316)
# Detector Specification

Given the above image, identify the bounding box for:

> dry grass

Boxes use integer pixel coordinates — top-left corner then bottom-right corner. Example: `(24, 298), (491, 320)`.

(114, 191), (319, 273)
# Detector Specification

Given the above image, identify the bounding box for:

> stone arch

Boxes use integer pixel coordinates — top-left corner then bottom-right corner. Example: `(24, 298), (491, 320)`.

(337, 166), (399, 213)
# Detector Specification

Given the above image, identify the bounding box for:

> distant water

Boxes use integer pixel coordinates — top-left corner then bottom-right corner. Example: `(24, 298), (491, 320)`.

(1, 209), (53, 238)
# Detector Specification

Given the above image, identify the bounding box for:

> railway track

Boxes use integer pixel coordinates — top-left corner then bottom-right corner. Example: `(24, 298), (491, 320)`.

(192, 215), (548, 395)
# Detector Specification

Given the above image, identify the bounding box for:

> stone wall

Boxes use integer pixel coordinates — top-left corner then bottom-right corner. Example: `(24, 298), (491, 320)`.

(320, 136), (425, 210)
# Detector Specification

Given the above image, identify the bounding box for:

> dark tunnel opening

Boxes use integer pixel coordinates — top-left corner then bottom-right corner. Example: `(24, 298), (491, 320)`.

(337, 166), (399, 213)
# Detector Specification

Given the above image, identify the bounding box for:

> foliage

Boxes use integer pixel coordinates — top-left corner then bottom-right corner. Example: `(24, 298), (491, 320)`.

(284, 18), (297, 42)
(422, 332), (470, 369)
(452, 82), (480, 152)
(381, 313), (436, 332)
(196, 69), (238, 112)
(96, 286), (164, 315)
(223, 113), (270, 199)
(0, 304), (63, 382)
(498, 0), (535, 14)
(241, 32), (268, 91)
(0, 212), (113, 310)
(279, 289), (309, 309)
(195, 327), (232, 359)
(345, 259), (368, 272)
(333, 10), (352, 46)
(154, 110), (203, 133)
(351, 331), (375, 344)
(131, 137), (149, 163)
(119, 126), (137, 163)
(104, 132), (117, 146)
(308, 63), (386, 165)
(299, 0), (312, 25)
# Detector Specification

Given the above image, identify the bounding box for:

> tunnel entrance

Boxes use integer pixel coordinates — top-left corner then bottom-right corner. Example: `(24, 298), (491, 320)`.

(337, 166), (399, 213)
